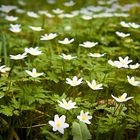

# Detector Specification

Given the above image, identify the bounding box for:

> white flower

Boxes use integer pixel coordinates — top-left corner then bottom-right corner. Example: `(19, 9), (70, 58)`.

(115, 31), (130, 38)
(77, 110), (92, 124)
(5, 15), (18, 21)
(88, 53), (105, 58)
(108, 60), (119, 67)
(25, 47), (42, 56)
(10, 53), (27, 60)
(40, 33), (57, 40)
(66, 76), (83, 86)
(58, 38), (74, 44)
(49, 115), (69, 134)
(64, 25), (72, 31)
(81, 15), (92, 20)
(58, 13), (75, 19)
(127, 76), (140, 86)
(117, 56), (132, 68)
(129, 63), (140, 69)
(120, 21), (130, 28)
(25, 68), (44, 78)
(46, 13), (55, 18)
(108, 60), (124, 68)
(38, 10), (55, 18)
(65, 13), (76, 18)
(60, 53), (77, 60)
(63, 1), (75, 7)
(52, 8), (64, 14)
(16, 9), (25, 14)
(18, 1), (26, 6)
(93, 13), (113, 18)
(86, 80), (103, 90)
(47, 0), (56, 4)
(114, 13), (129, 17)
(111, 93), (134, 103)
(120, 21), (140, 29)
(9, 24), (21, 33)
(108, 56), (132, 68)
(29, 26), (43, 31)
(27, 11), (39, 18)
(71, 10), (79, 16)
(128, 22), (140, 29)
(38, 10), (48, 15)
(79, 41), (98, 48)
(58, 99), (77, 110)
(0, 65), (10, 73)
(0, 5), (17, 13)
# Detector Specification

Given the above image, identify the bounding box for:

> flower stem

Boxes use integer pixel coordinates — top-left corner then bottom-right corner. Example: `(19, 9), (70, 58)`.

(113, 103), (122, 115)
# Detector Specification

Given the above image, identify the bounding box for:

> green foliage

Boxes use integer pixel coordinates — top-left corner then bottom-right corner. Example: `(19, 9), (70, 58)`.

(0, 0), (140, 139)
(0, 105), (14, 116)
(42, 130), (66, 140)
(72, 122), (92, 140)
(0, 91), (4, 99)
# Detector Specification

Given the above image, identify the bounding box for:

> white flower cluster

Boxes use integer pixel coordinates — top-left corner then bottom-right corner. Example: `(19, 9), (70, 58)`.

(48, 98), (92, 134)
(120, 21), (140, 29)
(66, 76), (103, 90)
(108, 56), (139, 69)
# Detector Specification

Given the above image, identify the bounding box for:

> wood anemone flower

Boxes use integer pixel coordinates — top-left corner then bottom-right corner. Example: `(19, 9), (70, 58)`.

(25, 68), (44, 78)
(49, 115), (69, 134)
(111, 93), (134, 103)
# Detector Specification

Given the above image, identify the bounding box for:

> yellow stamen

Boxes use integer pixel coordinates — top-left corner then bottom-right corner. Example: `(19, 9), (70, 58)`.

(82, 115), (87, 121)
(56, 121), (62, 128)
(64, 103), (70, 108)
(118, 96), (125, 101)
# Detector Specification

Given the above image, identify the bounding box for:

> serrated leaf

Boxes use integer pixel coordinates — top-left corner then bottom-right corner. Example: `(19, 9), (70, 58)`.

(46, 71), (59, 83)
(34, 93), (46, 99)
(0, 105), (14, 116)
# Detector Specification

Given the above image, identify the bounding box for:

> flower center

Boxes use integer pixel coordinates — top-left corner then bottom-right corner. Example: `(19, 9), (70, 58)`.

(130, 79), (135, 84)
(72, 81), (77, 86)
(118, 96), (125, 101)
(121, 61), (127, 65)
(56, 121), (62, 128)
(94, 53), (99, 56)
(66, 55), (71, 59)
(64, 103), (70, 108)
(31, 50), (36, 55)
(91, 83), (96, 88)
(82, 115), (87, 121)
(32, 71), (37, 77)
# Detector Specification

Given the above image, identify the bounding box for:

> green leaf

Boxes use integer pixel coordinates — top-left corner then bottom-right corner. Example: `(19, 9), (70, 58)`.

(11, 97), (20, 109)
(72, 122), (92, 140)
(0, 105), (14, 116)
(42, 130), (64, 140)
(46, 71), (59, 83)
(0, 92), (4, 99)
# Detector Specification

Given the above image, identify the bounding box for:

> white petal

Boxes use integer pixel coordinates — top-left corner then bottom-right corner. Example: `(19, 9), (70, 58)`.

(63, 123), (69, 128)
(121, 93), (127, 99)
(32, 68), (36, 73)
(58, 128), (64, 134)
(73, 76), (78, 81)
(86, 120), (91, 124)
(124, 97), (134, 101)
(48, 121), (55, 127)
(111, 94), (121, 102)
(54, 114), (59, 122)
(62, 99), (67, 104)
(60, 115), (66, 122)
(92, 80), (96, 85)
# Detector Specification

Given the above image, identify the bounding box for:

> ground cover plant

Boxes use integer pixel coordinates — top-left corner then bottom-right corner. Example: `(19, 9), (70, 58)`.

(0, 0), (140, 139)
